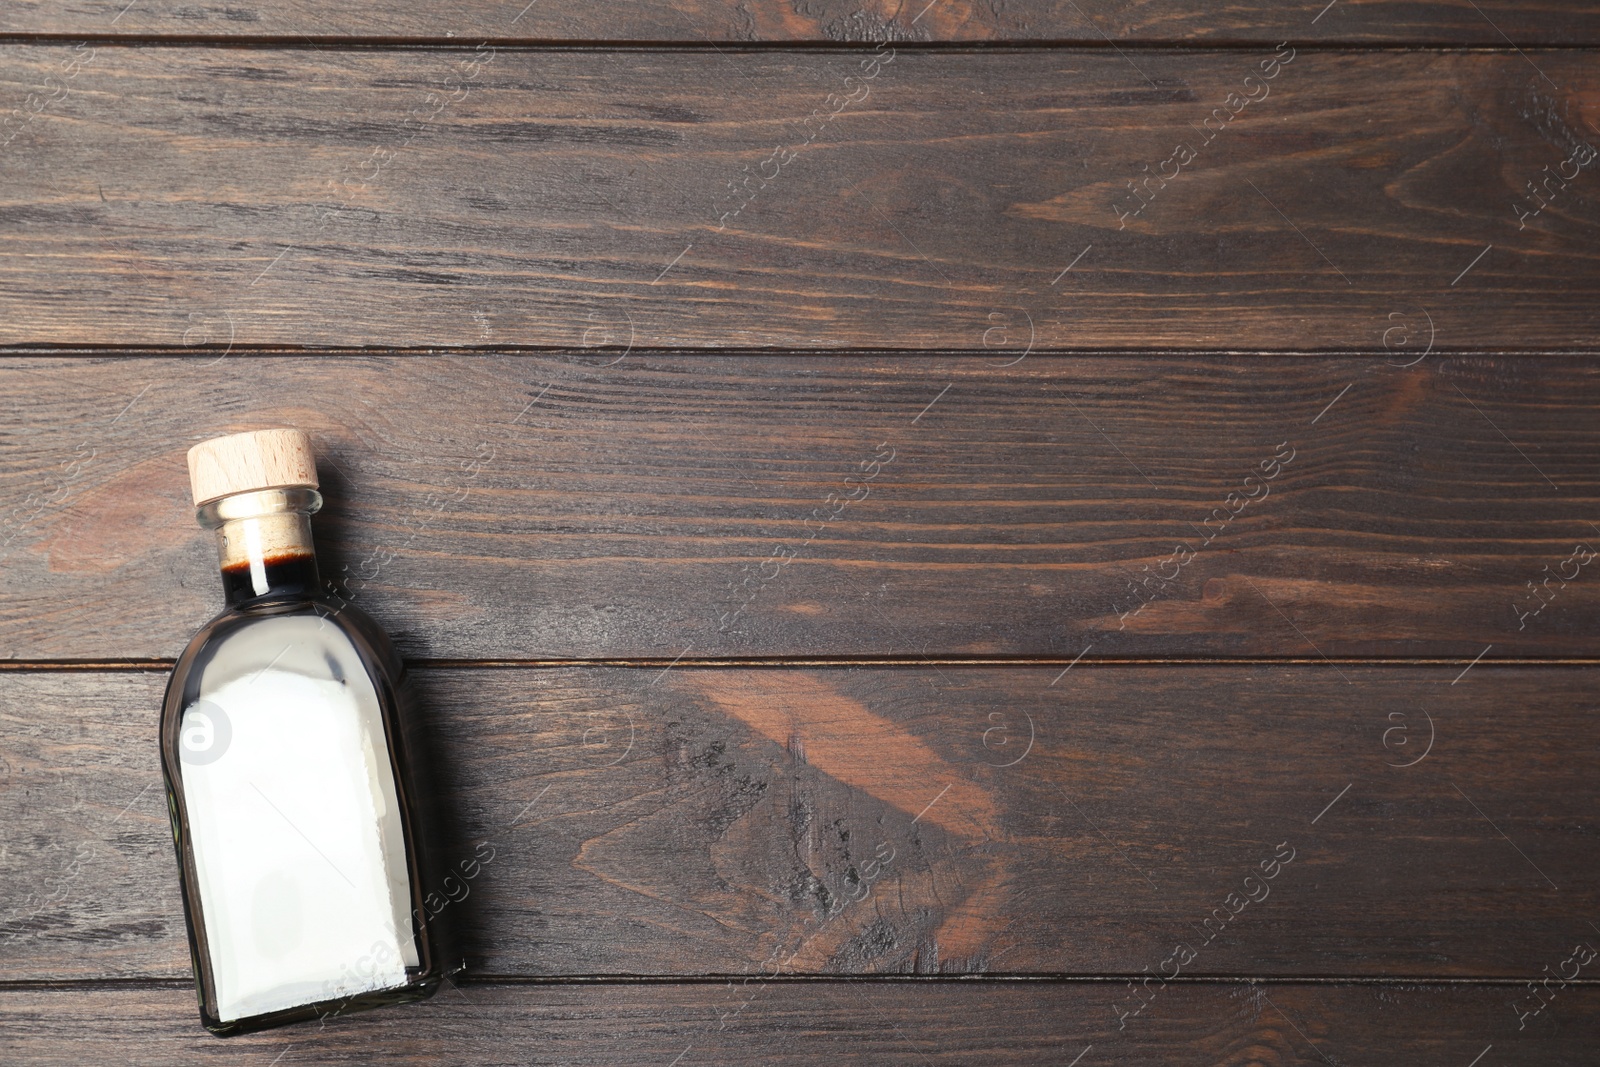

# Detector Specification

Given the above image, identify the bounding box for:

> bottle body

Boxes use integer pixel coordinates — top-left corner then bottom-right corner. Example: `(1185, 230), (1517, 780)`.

(160, 487), (447, 1035)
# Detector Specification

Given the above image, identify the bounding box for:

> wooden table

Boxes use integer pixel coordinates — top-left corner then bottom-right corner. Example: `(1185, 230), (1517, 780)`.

(3, 2), (1599, 1062)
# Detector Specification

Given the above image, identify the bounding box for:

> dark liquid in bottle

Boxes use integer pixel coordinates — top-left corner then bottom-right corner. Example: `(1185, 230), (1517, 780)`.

(219, 553), (322, 605)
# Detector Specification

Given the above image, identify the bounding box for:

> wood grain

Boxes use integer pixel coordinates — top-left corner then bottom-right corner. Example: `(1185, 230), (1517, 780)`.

(1, 49), (1597, 351)
(5, 355), (1600, 661)
(4, 666), (1595, 980)
(3, 981), (1597, 1064)
(4, 0), (1596, 1057)
(6, 0), (1600, 45)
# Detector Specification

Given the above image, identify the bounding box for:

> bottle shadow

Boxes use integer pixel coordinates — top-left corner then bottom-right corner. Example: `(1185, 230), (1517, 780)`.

(404, 668), (493, 983)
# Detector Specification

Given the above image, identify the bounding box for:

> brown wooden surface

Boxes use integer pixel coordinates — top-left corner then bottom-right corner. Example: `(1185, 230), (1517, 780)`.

(4, 666), (1595, 980)
(5, 355), (1600, 661)
(2, 49), (1599, 352)
(3, 982), (1598, 1065)
(3, 5), (1598, 1061)
(6, 0), (1600, 45)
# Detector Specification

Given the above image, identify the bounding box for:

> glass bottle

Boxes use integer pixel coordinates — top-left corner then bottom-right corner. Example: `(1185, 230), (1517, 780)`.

(160, 429), (449, 1035)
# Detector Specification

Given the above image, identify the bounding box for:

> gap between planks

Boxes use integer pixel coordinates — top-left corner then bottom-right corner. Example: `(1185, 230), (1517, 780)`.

(3, 36), (1600, 53)
(5, 975), (1600, 991)
(6, 347), (1600, 360)
(3, 656), (1599, 672)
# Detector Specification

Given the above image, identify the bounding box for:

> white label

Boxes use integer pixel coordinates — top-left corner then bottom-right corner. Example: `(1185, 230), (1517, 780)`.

(180, 615), (418, 1022)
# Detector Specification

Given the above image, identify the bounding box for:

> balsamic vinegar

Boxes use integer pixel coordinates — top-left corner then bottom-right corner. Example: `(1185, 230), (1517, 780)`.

(160, 429), (450, 1035)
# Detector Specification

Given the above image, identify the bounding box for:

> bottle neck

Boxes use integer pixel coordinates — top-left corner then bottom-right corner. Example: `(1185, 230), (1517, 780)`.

(197, 487), (324, 608)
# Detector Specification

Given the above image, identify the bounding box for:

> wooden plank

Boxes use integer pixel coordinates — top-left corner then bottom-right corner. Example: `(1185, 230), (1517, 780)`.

(1, 49), (1597, 352)
(5, 355), (1600, 661)
(4, 666), (1594, 980)
(2, 981), (1598, 1064)
(5, 0), (1600, 45)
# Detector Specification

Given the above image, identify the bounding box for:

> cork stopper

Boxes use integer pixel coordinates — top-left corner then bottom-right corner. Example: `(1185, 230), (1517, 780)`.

(187, 429), (319, 508)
